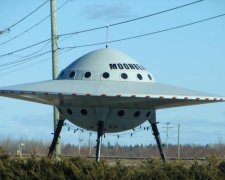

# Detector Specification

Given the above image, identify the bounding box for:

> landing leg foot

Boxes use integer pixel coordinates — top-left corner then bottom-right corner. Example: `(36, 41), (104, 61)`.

(96, 121), (104, 162)
(148, 111), (166, 162)
(48, 119), (65, 158)
(150, 122), (166, 162)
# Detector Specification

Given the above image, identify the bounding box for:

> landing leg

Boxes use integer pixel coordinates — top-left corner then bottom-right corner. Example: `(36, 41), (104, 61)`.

(148, 111), (166, 162)
(48, 118), (65, 158)
(96, 121), (104, 162)
(150, 122), (166, 161)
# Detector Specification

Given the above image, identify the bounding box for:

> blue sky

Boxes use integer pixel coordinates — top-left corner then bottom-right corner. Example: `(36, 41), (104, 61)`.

(0, 0), (225, 147)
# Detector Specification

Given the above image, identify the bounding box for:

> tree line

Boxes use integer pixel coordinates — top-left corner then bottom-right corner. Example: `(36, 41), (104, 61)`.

(1, 137), (225, 159)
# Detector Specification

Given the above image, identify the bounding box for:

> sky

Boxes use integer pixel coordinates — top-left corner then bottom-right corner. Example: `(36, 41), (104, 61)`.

(0, 0), (225, 148)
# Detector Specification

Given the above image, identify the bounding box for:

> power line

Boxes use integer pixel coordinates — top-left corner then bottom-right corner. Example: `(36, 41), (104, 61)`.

(61, 13), (225, 50)
(1, 13), (224, 69)
(0, 40), (50, 60)
(0, 56), (50, 77)
(0, 48), (68, 74)
(58, 0), (204, 37)
(0, 0), (69, 46)
(110, 0), (205, 26)
(0, 39), (50, 58)
(0, 50), (51, 70)
(8, 40), (51, 59)
(0, 18), (50, 47)
(0, 0), (206, 59)
(1, 0), (49, 33)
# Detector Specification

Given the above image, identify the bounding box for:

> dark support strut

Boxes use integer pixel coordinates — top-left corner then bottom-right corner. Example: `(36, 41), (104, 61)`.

(96, 121), (104, 162)
(48, 119), (65, 157)
(150, 122), (166, 162)
(148, 111), (166, 162)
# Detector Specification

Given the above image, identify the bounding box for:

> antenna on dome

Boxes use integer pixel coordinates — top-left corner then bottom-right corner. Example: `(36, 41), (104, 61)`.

(105, 25), (109, 48)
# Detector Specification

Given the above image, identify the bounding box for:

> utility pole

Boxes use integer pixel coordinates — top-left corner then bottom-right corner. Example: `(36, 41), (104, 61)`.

(50, 0), (60, 157)
(116, 135), (119, 151)
(177, 124), (180, 159)
(163, 123), (173, 148)
(78, 131), (83, 156)
(89, 132), (92, 157)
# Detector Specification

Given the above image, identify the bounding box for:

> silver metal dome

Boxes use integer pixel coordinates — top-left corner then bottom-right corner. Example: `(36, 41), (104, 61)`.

(57, 48), (155, 82)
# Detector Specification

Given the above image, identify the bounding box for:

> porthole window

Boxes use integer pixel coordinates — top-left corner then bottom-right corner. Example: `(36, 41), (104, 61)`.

(117, 110), (125, 117)
(121, 73), (128, 79)
(81, 109), (88, 116)
(67, 108), (72, 115)
(84, 72), (91, 78)
(69, 71), (75, 78)
(146, 111), (151, 118)
(102, 72), (110, 79)
(137, 74), (143, 80)
(148, 74), (152, 80)
(134, 111), (140, 117)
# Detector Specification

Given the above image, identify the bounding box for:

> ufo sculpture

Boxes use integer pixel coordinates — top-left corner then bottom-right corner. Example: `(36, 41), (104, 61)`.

(0, 48), (224, 161)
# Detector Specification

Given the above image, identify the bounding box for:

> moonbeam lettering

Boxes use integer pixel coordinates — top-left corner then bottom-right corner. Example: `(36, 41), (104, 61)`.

(109, 63), (145, 70)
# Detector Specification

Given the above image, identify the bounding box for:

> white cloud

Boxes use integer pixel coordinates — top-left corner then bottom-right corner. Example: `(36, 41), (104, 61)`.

(81, 3), (132, 20)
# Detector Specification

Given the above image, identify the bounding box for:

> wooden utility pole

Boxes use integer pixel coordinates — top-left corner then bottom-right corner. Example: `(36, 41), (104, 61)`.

(50, 0), (60, 157)
(163, 123), (173, 148)
(89, 132), (92, 156)
(177, 124), (180, 159)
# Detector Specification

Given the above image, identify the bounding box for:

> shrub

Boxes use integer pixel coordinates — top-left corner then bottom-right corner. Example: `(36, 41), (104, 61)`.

(0, 156), (224, 179)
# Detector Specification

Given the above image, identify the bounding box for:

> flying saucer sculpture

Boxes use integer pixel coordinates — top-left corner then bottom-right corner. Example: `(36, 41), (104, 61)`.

(0, 48), (224, 161)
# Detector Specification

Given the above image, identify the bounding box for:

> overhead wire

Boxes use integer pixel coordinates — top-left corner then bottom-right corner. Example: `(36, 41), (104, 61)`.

(1, 2), (224, 74)
(0, 18), (50, 47)
(5, 40), (51, 59)
(0, 57), (50, 77)
(61, 13), (225, 51)
(0, 48), (68, 76)
(0, 0), (204, 59)
(1, 0), (49, 33)
(1, 13), (224, 73)
(58, 0), (204, 37)
(0, 50), (51, 71)
(0, 0), (69, 46)
(0, 39), (50, 58)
